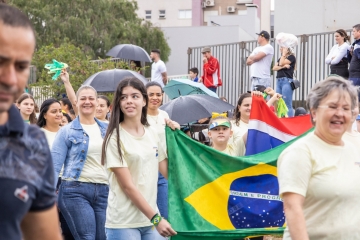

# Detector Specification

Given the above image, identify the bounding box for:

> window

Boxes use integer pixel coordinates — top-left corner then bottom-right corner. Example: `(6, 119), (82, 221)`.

(178, 10), (192, 19)
(145, 10), (151, 19)
(159, 10), (166, 19)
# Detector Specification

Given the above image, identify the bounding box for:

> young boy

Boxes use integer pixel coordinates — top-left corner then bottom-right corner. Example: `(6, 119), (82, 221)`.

(189, 67), (199, 82)
(208, 116), (245, 157)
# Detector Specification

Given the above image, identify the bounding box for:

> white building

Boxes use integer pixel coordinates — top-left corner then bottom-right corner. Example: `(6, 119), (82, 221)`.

(135, 0), (192, 27)
(135, 0), (271, 30)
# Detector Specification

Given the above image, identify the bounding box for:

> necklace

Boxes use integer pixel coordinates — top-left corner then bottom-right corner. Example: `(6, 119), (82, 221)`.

(148, 109), (160, 124)
(149, 114), (159, 124)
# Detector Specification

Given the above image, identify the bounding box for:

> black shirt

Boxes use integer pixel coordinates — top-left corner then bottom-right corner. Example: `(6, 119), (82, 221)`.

(276, 55), (296, 79)
(0, 105), (56, 240)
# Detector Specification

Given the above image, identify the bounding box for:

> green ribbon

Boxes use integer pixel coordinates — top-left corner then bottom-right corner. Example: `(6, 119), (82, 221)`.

(276, 98), (288, 118)
(44, 59), (68, 80)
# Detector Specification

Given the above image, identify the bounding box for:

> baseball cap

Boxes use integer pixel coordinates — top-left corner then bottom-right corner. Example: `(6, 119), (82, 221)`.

(209, 119), (231, 130)
(247, 85), (266, 93)
(295, 107), (307, 116)
(256, 30), (270, 40)
(201, 47), (211, 53)
(356, 114), (360, 121)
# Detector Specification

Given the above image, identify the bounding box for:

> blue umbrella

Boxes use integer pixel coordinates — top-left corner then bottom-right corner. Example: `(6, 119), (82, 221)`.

(163, 79), (219, 99)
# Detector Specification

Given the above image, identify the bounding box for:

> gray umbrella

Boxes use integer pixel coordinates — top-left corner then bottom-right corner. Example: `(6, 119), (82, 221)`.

(106, 44), (152, 62)
(159, 95), (235, 125)
(82, 69), (148, 93)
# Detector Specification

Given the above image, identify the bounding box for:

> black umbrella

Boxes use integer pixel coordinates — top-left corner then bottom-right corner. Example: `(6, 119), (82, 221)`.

(159, 95), (235, 125)
(106, 44), (152, 62)
(82, 69), (148, 93)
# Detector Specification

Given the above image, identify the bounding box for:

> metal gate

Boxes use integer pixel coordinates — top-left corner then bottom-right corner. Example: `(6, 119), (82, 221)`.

(188, 29), (352, 107)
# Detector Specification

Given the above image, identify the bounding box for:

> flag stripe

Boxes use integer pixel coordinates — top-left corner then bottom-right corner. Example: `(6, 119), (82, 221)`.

(249, 97), (294, 135)
(248, 119), (296, 142)
(246, 96), (313, 155)
(246, 130), (287, 155)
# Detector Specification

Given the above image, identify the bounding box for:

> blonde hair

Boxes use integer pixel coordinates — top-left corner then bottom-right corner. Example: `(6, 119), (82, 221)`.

(76, 85), (97, 99)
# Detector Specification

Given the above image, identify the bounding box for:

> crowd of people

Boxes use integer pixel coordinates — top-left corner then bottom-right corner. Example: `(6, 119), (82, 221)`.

(1, 3), (360, 240)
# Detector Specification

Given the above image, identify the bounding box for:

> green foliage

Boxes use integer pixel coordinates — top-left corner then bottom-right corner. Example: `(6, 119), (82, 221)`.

(8, 0), (170, 61)
(31, 42), (128, 99)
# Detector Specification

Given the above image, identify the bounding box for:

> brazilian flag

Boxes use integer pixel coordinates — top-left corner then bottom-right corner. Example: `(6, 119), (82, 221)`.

(167, 128), (309, 240)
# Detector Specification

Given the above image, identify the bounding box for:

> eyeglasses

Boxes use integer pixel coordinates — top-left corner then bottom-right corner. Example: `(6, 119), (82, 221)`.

(318, 105), (353, 115)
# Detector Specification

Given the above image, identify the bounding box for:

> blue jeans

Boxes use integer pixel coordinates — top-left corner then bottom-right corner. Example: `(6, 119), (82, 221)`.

(157, 173), (168, 219)
(276, 77), (294, 117)
(349, 77), (360, 100)
(105, 226), (166, 240)
(56, 178), (75, 240)
(251, 77), (271, 90)
(208, 87), (217, 93)
(58, 181), (109, 240)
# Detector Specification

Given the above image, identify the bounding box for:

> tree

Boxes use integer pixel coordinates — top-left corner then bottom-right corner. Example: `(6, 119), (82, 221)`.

(31, 42), (128, 100)
(8, 0), (170, 61)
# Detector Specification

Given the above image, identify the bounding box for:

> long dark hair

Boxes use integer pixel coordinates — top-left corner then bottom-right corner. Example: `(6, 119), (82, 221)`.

(98, 95), (111, 120)
(62, 112), (72, 123)
(145, 81), (164, 93)
(233, 93), (251, 126)
(101, 77), (149, 165)
(17, 93), (37, 124)
(98, 95), (111, 107)
(335, 29), (350, 42)
(60, 98), (73, 112)
(37, 98), (61, 128)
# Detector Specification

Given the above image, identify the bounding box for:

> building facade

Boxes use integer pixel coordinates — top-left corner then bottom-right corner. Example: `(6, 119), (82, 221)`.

(135, 0), (193, 27)
(135, 0), (270, 30)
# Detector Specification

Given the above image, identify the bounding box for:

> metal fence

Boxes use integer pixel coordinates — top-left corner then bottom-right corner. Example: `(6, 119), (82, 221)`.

(188, 29), (352, 107)
(29, 86), (55, 107)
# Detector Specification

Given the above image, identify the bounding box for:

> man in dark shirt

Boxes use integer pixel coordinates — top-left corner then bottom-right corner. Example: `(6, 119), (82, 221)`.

(348, 24), (360, 99)
(0, 4), (61, 240)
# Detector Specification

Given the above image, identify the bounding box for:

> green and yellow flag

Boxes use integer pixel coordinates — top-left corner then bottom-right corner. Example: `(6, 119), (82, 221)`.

(167, 128), (309, 240)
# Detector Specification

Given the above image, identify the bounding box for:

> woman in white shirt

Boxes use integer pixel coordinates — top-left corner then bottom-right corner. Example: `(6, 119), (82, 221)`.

(145, 81), (169, 220)
(325, 29), (350, 78)
(278, 76), (360, 239)
(230, 93), (251, 144)
(96, 95), (111, 123)
(37, 99), (75, 240)
(51, 86), (109, 240)
(102, 77), (178, 239)
(37, 98), (62, 149)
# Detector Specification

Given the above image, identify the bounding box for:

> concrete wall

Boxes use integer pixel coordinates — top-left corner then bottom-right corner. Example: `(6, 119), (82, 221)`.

(136, 0), (192, 27)
(207, 5), (260, 39)
(161, 26), (254, 75)
(274, 0), (360, 35)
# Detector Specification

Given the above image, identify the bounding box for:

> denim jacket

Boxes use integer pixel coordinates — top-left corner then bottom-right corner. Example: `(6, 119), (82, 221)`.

(51, 116), (108, 181)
